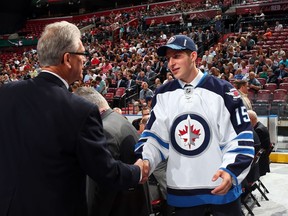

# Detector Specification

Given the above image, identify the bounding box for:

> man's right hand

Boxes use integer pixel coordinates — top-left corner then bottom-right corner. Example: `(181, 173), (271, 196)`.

(134, 159), (150, 184)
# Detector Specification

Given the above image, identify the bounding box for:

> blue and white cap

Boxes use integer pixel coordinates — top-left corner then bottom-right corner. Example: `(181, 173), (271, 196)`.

(157, 35), (197, 56)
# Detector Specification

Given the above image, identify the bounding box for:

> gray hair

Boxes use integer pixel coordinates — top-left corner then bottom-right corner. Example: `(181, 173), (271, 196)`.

(74, 87), (110, 110)
(37, 21), (81, 66)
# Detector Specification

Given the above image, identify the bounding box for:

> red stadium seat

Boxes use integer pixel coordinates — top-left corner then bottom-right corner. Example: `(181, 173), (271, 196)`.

(114, 87), (126, 98)
(107, 87), (116, 94)
(279, 83), (288, 91)
(104, 92), (114, 105)
(275, 40), (284, 45)
(266, 40), (274, 45)
(264, 83), (277, 92)
(282, 77), (288, 83)
(255, 89), (272, 104)
(248, 89), (256, 103)
(272, 89), (287, 103)
(257, 78), (267, 86)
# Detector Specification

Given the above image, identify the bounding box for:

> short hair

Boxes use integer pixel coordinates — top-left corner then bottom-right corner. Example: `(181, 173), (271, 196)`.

(234, 79), (248, 89)
(74, 86), (109, 110)
(37, 21), (81, 66)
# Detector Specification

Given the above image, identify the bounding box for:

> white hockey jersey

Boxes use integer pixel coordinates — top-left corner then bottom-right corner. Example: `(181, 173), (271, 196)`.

(135, 71), (255, 207)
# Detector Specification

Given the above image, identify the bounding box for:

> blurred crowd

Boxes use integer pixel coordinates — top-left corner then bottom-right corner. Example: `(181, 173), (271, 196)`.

(0, 2), (287, 112)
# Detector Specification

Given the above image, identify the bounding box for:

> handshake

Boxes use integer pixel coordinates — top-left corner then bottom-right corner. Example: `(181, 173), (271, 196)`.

(134, 159), (150, 184)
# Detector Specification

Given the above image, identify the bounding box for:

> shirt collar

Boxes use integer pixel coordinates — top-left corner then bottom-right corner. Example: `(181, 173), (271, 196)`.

(178, 69), (204, 88)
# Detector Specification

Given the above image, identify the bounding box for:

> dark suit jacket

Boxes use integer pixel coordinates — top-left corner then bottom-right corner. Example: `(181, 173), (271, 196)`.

(87, 109), (150, 216)
(0, 72), (140, 216)
(126, 79), (137, 93)
(254, 121), (271, 176)
(117, 78), (127, 88)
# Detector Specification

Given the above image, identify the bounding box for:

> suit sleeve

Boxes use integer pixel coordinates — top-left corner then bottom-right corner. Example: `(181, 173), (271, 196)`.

(255, 126), (271, 150)
(76, 107), (140, 189)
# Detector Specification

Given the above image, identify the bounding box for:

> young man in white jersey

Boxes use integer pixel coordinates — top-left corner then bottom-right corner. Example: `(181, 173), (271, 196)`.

(136, 35), (255, 216)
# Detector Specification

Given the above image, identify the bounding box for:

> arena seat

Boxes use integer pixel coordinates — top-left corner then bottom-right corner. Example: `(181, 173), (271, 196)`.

(257, 78), (267, 86)
(254, 89), (272, 104)
(272, 89), (287, 103)
(264, 83), (277, 92)
(279, 83), (288, 91)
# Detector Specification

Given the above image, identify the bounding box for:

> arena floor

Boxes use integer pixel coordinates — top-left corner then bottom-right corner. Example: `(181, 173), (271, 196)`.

(242, 162), (288, 216)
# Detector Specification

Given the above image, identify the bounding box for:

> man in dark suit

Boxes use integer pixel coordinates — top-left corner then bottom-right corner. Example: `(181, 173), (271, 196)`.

(116, 72), (127, 88)
(126, 73), (137, 94)
(248, 110), (271, 176)
(74, 87), (151, 216)
(0, 21), (145, 216)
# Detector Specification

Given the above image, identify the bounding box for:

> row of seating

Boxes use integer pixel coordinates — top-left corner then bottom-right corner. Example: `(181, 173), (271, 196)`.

(250, 88), (287, 102)
(104, 87), (127, 108)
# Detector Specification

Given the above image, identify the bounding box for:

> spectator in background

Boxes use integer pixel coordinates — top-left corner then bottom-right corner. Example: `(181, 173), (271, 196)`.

(136, 71), (149, 92)
(234, 68), (244, 80)
(274, 21), (283, 31)
(279, 55), (288, 68)
(126, 73), (137, 94)
(253, 60), (263, 76)
(274, 63), (288, 84)
(273, 46), (286, 60)
(155, 61), (168, 83)
(95, 76), (107, 95)
(263, 28), (272, 40)
(234, 79), (253, 110)
(138, 114), (150, 134)
(247, 71), (262, 93)
(146, 65), (157, 86)
(258, 65), (269, 80)
(246, 35), (255, 51)
(74, 87), (150, 216)
(163, 72), (174, 84)
(91, 53), (101, 66)
(116, 72), (127, 88)
(139, 81), (153, 105)
(266, 68), (278, 84)
(112, 61), (121, 73)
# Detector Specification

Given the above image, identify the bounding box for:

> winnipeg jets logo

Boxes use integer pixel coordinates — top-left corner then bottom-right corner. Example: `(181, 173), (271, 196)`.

(178, 116), (201, 149)
(226, 88), (241, 100)
(171, 114), (210, 156)
(167, 36), (176, 44)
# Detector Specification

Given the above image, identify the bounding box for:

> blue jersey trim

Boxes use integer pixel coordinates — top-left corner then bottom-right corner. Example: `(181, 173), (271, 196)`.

(167, 184), (242, 207)
(138, 131), (169, 150)
(233, 131), (253, 141)
(227, 147), (254, 155)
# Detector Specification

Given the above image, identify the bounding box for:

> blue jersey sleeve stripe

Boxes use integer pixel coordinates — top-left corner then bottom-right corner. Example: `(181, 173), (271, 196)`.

(233, 131), (253, 141)
(134, 141), (145, 151)
(139, 131), (169, 149)
(227, 147), (255, 155)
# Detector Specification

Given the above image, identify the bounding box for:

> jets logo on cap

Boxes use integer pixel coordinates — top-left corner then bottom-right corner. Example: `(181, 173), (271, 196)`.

(167, 36), (176, 44)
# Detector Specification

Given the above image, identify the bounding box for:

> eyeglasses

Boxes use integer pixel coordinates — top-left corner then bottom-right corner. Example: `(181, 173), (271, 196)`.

(67, 50), (90, 57)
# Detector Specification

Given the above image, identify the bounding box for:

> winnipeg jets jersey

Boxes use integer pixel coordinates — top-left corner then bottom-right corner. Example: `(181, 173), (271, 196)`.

(135, 71), (255, 207)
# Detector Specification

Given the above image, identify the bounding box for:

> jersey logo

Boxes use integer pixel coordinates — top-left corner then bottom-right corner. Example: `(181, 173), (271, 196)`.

(170, 114), (210, 156)
(167, 36), (176, 44)
(178, 123), (201, 149)
(226, 88), (241, 100)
